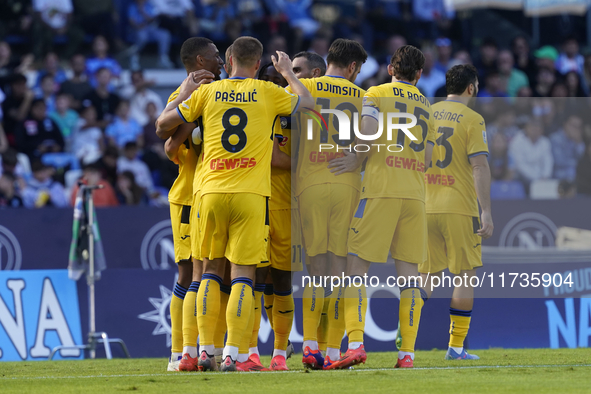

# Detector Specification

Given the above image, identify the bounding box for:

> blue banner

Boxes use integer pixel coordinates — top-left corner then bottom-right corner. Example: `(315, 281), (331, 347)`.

(0, 270), (83, 361)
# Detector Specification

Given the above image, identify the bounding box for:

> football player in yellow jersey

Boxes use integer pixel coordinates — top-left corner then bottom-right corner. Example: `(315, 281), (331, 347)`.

(159, 37), (221, 372)
(289, 39), (367, 370)
(418, 64), (493, 361)
(156, 36), (313, 372)
(328, 45), (436, 369)
(290, 51), (330, 356)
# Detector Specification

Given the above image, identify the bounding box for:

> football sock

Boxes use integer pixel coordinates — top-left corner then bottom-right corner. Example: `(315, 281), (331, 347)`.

(344, 276), (366, 345)
(399, 285), (428, 354)
(273, 289), (294, 351)
(326, 347), (340, 361)
(237, 303), (254, 363)
(327, 285), (345, 353)
(197, 274), (222, 347)
(302, 277), (324, 343)
(226, 277), (254, 348)
(317, 296), (330, 352)
(398, 351), (415, 360)
(449, 308), (472, 350)
(303, 340), (318, 351)
(214, 284), (231, 351)
(263, 284), (274, 329)
(170, 283), (187, 355)
(238, 289), (255, 360)
(182, 281), (199, 357)
(349, 341), (363, 350)
(273, 349), (287, 358)
(250, 284), (265, 349)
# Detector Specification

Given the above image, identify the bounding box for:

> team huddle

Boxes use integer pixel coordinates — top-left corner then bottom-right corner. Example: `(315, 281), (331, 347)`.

(155, 35), (493, 372)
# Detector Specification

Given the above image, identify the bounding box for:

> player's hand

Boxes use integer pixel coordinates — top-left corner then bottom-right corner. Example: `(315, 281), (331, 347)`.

(191, 70), (215, 87)
(271, 51), (293, 76)
(179, 70), (214, 97)
(327, 150), (359, 175)
(478, 210), (494, 239)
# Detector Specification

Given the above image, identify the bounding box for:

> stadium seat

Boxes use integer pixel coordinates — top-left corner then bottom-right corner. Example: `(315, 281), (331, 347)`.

(529, 179), (559, 200)
(490, 181), (526, 200)
(41, 152), (81, 171)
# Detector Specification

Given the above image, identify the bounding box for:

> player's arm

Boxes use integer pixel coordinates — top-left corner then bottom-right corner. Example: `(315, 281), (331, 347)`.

(327, 111), (378, 175)
(164, 122), (196, 163)
(156, 70), (214, 139)
(271, 136), (291, 170)
(272, 51), (314, 111)
(470, 154), (493, 239)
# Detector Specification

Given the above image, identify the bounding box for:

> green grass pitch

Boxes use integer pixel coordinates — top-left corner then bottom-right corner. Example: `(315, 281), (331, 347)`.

(2, 349), (591, 393)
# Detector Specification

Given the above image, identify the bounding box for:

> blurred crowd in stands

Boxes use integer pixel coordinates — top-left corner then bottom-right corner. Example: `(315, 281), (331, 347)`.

(0, 0), (590, 208)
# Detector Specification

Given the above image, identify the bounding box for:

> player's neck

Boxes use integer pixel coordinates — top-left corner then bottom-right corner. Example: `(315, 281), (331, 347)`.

(325, 66), (350, 82)
(230, 67), (256, 80)
(446, 94), (470, 106)
(391, 77), (416, 86)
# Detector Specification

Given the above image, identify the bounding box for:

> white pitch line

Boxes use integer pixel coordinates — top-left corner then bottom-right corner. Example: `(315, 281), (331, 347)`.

(2, 364), (591, 381)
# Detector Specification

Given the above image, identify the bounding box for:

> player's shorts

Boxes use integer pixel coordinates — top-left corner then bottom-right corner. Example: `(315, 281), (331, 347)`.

(170, 202), (192, 263)
(190, 190), (202, 260)
(268, 209), (304, 272)
(298, 183), (359, 257)
(348, 198), (427, 264)
(419, 213), (483, 275)
(198, 192), (268, 266)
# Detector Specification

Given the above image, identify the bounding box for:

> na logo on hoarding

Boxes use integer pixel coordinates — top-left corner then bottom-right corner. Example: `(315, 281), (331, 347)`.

(0, 225), (22, 271)
(499, 212), (557, 248)
(140, 220), (175, 270)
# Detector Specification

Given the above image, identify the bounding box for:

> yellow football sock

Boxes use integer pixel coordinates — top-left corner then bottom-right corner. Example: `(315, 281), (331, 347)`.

(317, 297), (330, 352)
(273, 290), (295, 351)
(263, 284), (274, 329)
(226, 278), (254, 348)
(449, 309), (472, 348)
(399, 287), (426, 353)
(213, 285), (231, 349)
(170, 283), (187, 354)
(197, 274), (222, 347)
(302, 279), (324, 342)
(182, 282), (199, 348)
(327, 286), (346, 350)
(239, 293), (255, 355)
(344, 280), (366, 344)
(250, 286), (265, 348)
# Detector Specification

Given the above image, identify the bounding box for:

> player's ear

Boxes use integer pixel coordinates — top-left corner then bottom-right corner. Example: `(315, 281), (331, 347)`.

(415, 69), (423, 83)
(387, 64), (394, 76)
(255, 59), (261, 71)
(312, 68), (320, 78)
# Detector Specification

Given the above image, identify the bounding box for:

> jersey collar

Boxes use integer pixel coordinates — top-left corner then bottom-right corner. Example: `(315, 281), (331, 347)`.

(326, 75), (346, 79)
(229, 77), (247, 80)
(396, 80), (413, 86)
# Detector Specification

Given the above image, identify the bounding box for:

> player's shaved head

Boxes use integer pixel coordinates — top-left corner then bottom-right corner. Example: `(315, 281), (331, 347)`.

(231, 36), (263, 68)
(224, 45), (233, 75)
(446, 64), (479, 95)
(391, 45), (425, 82)
(293, 51), (327, 77)
(327, 39), (367, 70)
(180, 37), (214, 70)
